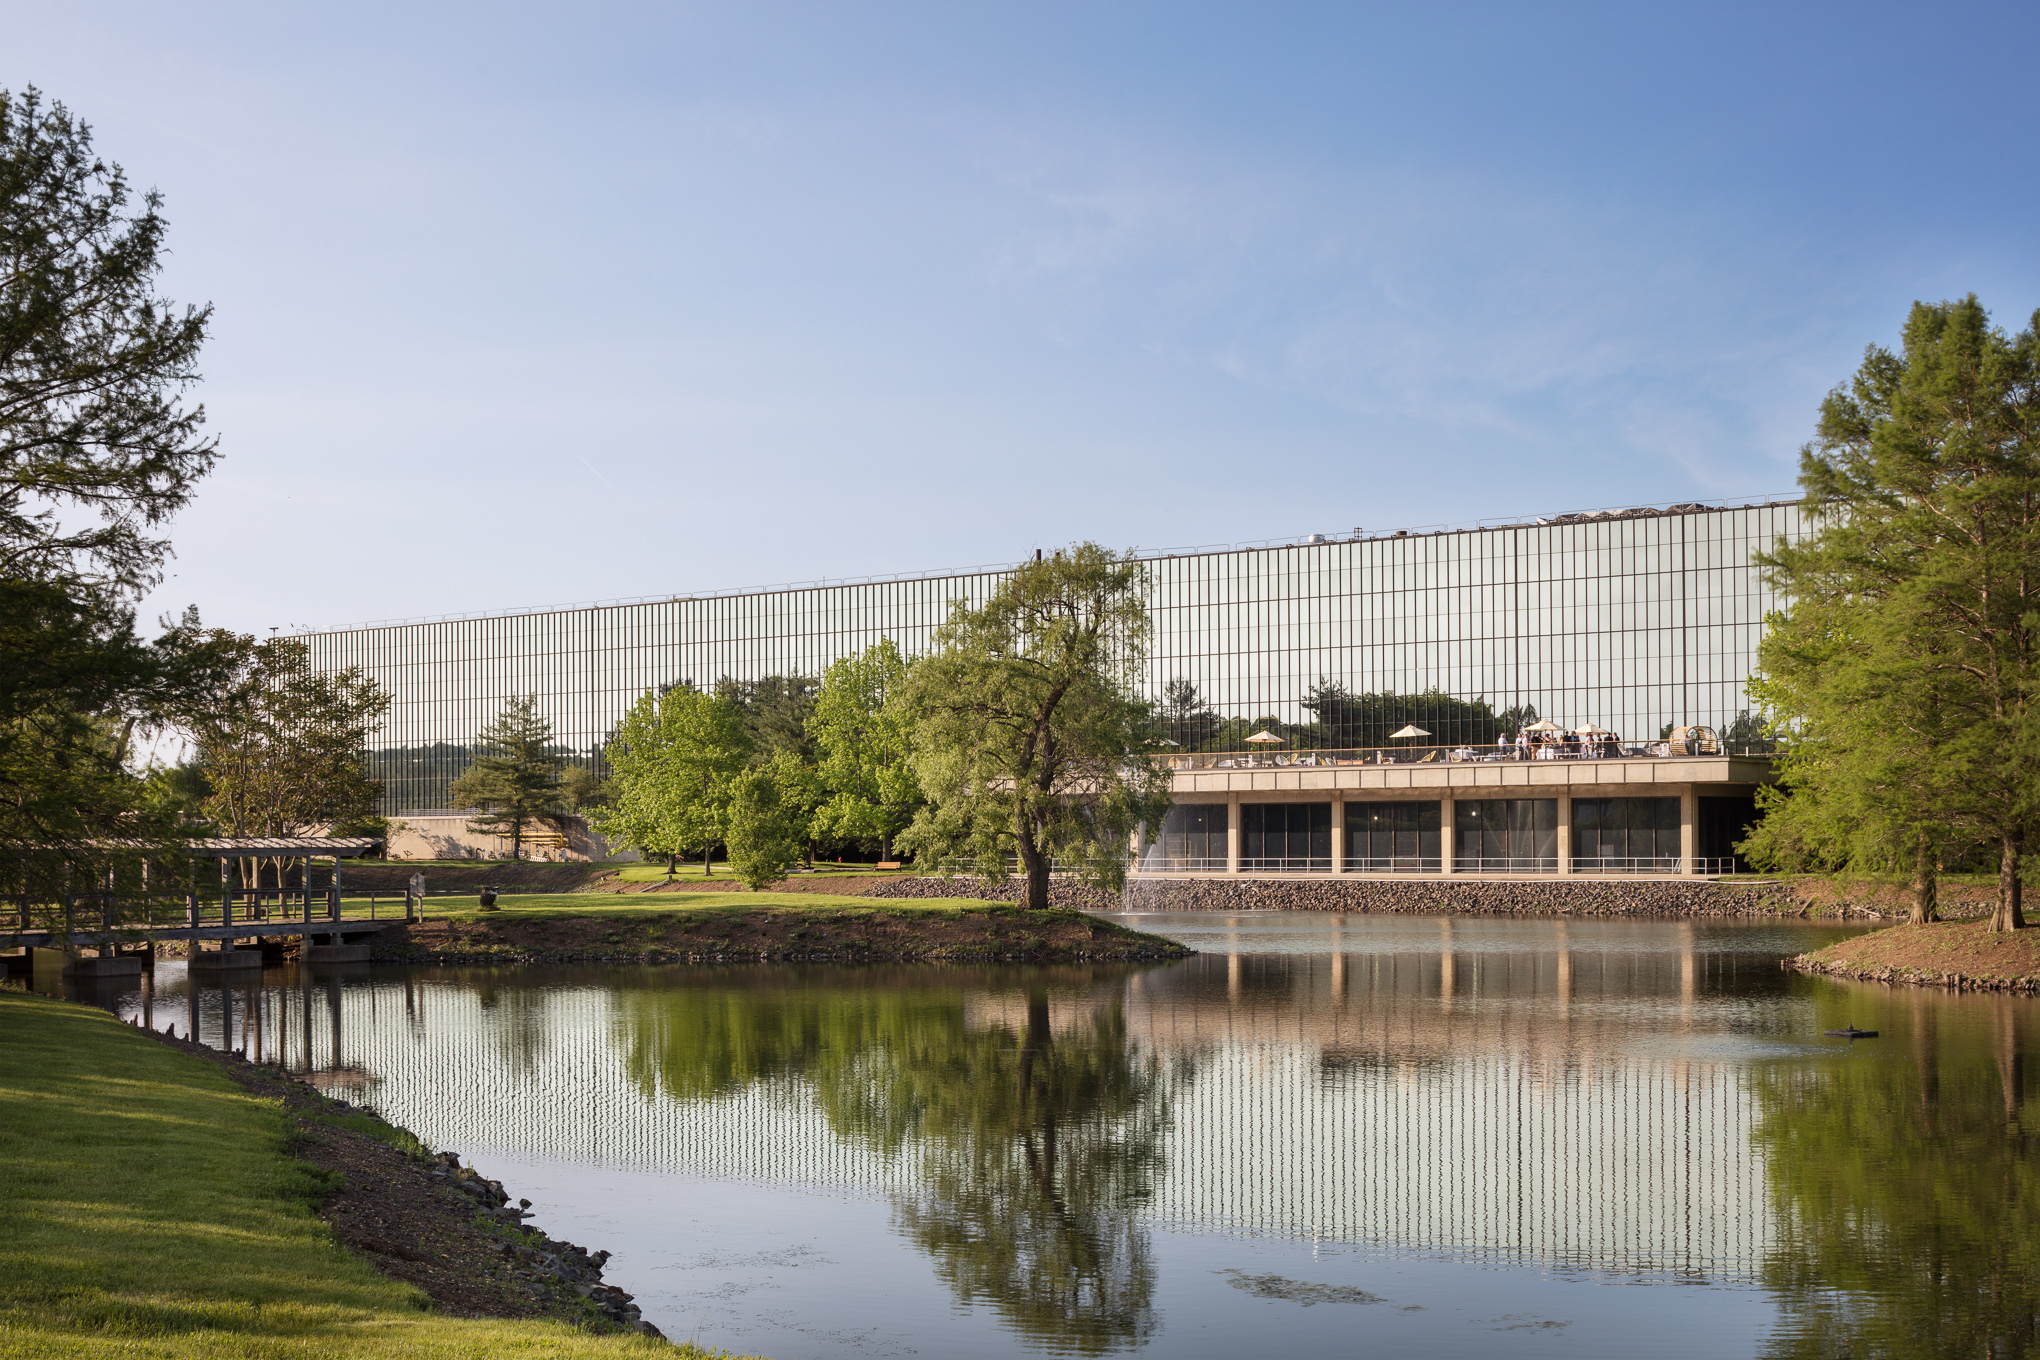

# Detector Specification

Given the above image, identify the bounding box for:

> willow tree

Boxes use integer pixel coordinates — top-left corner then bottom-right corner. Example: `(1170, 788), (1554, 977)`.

(897, 543), (1172, 912)
(1753, 296), (2040, 931)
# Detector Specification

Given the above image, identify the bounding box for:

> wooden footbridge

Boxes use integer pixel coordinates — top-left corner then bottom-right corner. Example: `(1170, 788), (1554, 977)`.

(4, 837), (401, 978)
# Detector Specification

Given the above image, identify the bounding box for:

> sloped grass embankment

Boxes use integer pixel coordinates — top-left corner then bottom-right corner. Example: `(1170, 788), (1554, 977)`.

(376, 893), (1192, 964)
(0, 987), (747, 1358)
(1788, 919), (2040, 993)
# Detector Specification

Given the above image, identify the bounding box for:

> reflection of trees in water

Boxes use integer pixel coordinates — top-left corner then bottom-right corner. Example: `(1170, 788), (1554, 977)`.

(1752, 991), (2040, 1359)
(826, 991), (1169, 1355)
(615, 969), (1172, 1353)
(467, 971), (559, 1075)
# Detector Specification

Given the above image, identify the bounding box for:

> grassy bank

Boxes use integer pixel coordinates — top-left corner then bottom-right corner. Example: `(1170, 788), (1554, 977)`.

(0, 987), (744, 1357)
(1788, 919), (2040, 992)
(376, 894), (1193, 964)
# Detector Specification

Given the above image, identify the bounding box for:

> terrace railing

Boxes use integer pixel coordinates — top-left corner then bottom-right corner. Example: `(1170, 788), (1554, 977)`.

(1160, 739), (1773, 770)
(1134, 855), (1746, 876)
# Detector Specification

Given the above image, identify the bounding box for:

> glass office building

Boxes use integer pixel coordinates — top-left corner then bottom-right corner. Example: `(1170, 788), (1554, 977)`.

(304, 500), (1804, 870)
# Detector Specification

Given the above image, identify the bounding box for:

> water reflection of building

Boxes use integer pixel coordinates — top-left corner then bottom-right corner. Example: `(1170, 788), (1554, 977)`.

(134, 955), (1783, 1283)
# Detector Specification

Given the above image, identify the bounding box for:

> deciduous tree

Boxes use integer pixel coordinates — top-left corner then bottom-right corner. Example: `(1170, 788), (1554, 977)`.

(190, 637), (388, 840)
(897, 544), (1172, 911)
(592, 684), (751, 876)
(726, 760), (805, 890)
(810, 639), (921, 861)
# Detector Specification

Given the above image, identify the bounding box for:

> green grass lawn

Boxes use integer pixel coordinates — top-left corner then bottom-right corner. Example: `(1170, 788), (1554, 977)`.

(603, 863), (913, 884)
(0, 987), (747, 1358)
(415, 891), (996, 923)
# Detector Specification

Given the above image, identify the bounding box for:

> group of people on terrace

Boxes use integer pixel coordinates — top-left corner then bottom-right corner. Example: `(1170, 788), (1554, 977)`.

(1494, 724), (1623, 761)
(1191, 723), (1722, 769)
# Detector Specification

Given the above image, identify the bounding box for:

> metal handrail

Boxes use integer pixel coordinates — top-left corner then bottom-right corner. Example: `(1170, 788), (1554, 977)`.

(1133, 855), (1745, 876)
(1159, 740), (1771, 770)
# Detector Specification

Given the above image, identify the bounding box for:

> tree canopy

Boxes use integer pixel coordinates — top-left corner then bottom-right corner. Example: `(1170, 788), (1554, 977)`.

(1750, 296), (2040, 930)
(1, 88), (215, 598)
(809, 639), (921, 859)
(591, 684), (752, 875)
(897, 543), (1171, 911)
(187, 635), (389, 844)
(1, 87), (221, 904)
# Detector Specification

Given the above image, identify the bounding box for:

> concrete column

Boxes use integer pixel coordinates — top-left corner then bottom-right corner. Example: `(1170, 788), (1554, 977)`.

(1680, 785), (1699, 875)
(1439, 796), (1456, 875)
(1557, 792), (1573, 876)
(1331, 797), (1345, 875)
(1226, 793), (1241, 874)
(1130, 823), (1147, 874)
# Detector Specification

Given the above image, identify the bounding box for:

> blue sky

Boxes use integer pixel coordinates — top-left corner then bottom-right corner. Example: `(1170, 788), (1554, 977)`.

(7, 1), (2036, 634)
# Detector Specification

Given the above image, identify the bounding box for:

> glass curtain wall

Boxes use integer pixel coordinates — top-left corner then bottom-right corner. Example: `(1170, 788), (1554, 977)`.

(1241, 804), (1331, 870)
(1347, 802), (1441, 871)
(301, 503), (1804, 814)
(1455, 800), (1559, 872)
(1699, 796), (1760, 873)
(1150, 805), (1229, 871)
(1572, 798), (1681, 870)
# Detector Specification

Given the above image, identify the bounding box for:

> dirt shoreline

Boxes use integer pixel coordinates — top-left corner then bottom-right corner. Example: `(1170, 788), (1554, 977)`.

(373, 905), (1194, 966)
(141, 1026), (667, 1339)
(1785, 919), (2040, 993)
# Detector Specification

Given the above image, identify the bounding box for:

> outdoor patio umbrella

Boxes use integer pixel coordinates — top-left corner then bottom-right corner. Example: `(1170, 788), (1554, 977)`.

(1522, 719), (1562, 733)
(1244, 730), (1285, 743)
(1387, 725), (1431, 739)
(1573, 723), (1613, 735)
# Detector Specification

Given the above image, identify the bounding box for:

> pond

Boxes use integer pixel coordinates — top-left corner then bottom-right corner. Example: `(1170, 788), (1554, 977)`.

(62, 912), (2040, 1359)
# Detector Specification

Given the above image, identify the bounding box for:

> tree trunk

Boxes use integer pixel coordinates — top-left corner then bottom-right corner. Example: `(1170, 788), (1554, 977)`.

(665, 852), (677, 878)
(1014, 820), (1050, 912)
(703, 846), (713, 879)
(1910, 835), (1939, 925)
(1991, 829), (2026, 932)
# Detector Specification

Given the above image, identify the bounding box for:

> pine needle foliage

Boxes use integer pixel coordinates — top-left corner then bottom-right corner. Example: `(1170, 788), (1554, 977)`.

(1751, 296), (2040, 931)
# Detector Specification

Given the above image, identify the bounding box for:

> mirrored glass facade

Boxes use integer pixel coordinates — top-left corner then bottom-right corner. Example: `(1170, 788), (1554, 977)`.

(301, 501), (1804, 813)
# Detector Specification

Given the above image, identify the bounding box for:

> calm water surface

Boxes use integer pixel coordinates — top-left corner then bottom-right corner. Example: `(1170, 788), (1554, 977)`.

(60, 913), (2040, 1359)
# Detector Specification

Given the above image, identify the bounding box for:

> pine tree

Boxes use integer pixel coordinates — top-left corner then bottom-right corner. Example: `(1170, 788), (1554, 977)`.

(1754, 296), (2040, 931)
(450, 696), (565, 861)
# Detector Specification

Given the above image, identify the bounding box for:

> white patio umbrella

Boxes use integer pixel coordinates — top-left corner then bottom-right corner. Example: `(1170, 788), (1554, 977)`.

(1387, 724), (1431, 740)
(1244, 730), (1285, 744)
(1573, 723), (1614, 736)
(1522, 719), (1562, 733)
